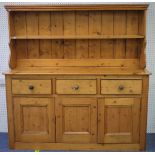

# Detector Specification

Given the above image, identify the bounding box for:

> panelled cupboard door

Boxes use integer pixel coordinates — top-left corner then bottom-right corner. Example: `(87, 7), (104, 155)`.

(98, 98), (140, 144)
(55, 98), (97, 143)
(14, 97), (55, 143)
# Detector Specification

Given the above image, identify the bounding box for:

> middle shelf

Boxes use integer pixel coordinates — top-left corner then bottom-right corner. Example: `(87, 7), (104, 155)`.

(10, 35), (145, 40)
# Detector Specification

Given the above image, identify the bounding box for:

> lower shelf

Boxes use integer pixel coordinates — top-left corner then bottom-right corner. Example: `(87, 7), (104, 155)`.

(14, 142), (140, 151)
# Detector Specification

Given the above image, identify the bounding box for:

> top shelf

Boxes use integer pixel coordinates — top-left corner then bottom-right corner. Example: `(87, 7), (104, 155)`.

(10, 35), (145, 40)
(5, 4), (149, 11)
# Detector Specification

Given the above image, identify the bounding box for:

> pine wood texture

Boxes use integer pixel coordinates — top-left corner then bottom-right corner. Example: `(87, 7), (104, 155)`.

(4, 4), (149, 151)
(14, 142), (140, 151)
(12, 79), (52, 94)
(5, 4), (148, 11)
(5, 75), (15, 148)
(55, 98), (97, 143)
(14, 97), (55, 142)
(56, 79), (96, 94)
(98, 98), (140, 144)
(101, 79), (142, 94)
(16, 59), (140, 68)
(8, 9), (146, 69)
(5, 67), (150, 76)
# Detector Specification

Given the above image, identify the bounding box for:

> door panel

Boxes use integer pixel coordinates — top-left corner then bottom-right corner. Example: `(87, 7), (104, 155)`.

(14, 97), (55, 142)
(55, 98), (97, 143)
(98, 98), (140, 144)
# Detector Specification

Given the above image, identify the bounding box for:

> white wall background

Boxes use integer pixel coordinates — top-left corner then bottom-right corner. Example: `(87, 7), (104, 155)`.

(0, 2), (155, 133)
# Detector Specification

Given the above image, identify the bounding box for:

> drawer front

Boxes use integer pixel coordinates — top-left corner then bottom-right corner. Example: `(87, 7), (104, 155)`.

(56, 79), (97, 94)
(101, 80), (142, 94)
(12, 80), (52, 94)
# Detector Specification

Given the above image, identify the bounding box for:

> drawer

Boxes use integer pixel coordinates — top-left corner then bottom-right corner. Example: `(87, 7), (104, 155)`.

(101, 80), (142, 94)
(12, 80), (52, 94)
(56, 79), (96, 94)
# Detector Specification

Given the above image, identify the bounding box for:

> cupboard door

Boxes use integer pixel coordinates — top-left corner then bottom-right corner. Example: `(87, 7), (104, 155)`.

(14, 97), (55, 142)
(98, 98), (140, 144)
(55, 98), (97, 143)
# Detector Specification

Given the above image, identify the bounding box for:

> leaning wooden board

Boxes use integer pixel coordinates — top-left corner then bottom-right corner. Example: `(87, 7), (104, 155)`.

(4, 4), (150, 151)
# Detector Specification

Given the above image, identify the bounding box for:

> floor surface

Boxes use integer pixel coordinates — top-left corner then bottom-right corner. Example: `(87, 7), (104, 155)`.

(0, 133), (155, 152)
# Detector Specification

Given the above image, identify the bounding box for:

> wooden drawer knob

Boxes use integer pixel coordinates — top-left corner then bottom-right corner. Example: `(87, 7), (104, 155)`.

(71, 85), (79, 90)
(118, 85), (124, 90)
(28, 85), (34, 90)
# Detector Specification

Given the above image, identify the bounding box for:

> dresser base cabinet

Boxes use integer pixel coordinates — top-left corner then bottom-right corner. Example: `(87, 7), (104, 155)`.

(5, 75), (149, 151)
(4, 4), (150, 151)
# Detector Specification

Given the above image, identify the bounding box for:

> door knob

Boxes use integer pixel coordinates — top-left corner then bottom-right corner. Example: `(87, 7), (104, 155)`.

(71, 85), (79, 90)
(118, 85), (124, 90)
(29, 85), (34, 90)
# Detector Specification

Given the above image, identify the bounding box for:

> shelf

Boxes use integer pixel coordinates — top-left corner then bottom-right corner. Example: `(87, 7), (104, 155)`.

(5, 4), (149, 12)
(10, 35), (145, 40)
(4, 67), (150, 76)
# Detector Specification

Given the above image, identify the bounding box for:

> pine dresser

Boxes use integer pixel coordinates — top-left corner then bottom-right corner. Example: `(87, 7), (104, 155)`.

(4, 4), (150, 151)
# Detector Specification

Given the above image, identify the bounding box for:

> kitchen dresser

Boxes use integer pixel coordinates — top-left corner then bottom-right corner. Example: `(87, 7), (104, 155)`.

(4, 4), (150, 151)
